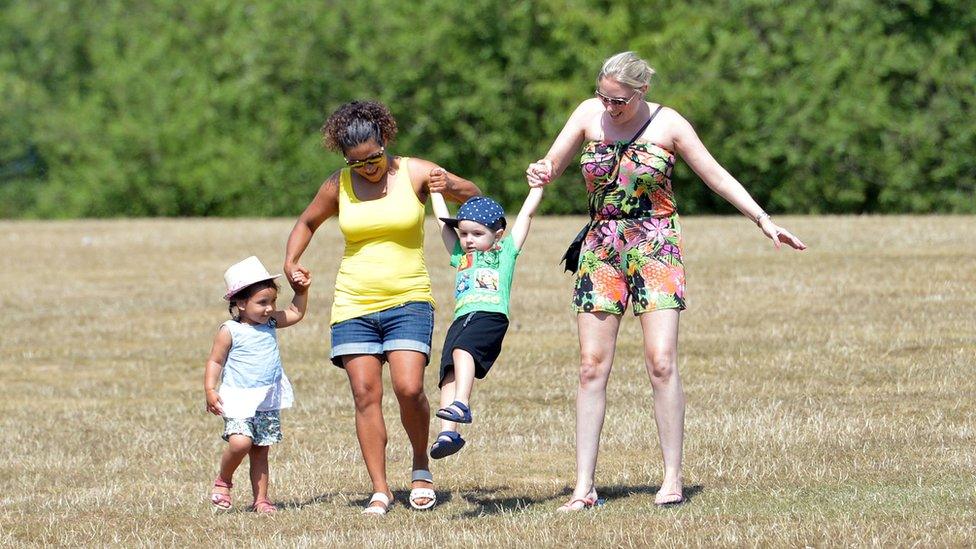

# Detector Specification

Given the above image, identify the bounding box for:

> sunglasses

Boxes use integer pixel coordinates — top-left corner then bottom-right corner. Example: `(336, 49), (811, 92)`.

(595, 89), (640, 107)
(345, 148), (386, 169)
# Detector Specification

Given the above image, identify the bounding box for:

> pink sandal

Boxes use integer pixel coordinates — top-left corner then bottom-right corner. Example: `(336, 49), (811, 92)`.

(210, 477), (232, 510)
(557, 490), (601, 512)
(252, 498), (278, 514)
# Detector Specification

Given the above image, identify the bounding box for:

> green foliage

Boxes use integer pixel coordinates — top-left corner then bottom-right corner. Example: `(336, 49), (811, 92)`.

(1, 0), (973, 217)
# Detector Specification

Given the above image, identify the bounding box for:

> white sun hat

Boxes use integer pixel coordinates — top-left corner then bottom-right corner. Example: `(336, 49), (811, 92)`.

(223, 256), (282, 300)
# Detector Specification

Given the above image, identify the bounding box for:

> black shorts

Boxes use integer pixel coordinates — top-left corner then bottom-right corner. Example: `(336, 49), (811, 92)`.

(439, 312), (509, 387)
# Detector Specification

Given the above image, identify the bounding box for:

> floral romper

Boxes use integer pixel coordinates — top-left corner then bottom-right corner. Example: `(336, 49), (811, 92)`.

(573, 139), (686, 314)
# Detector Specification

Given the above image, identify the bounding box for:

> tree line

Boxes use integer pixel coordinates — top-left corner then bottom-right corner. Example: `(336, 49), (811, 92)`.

(2, 0), (973, 218)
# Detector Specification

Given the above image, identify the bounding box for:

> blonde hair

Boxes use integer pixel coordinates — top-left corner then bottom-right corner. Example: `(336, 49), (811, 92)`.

(597, 51), (655, 89)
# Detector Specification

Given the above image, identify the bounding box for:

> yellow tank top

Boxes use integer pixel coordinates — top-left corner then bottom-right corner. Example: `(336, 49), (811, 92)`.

(331, 157), (434, 324)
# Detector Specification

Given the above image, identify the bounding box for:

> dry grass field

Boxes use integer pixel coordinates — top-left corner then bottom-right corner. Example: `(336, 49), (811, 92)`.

(0, 216), (973, 547)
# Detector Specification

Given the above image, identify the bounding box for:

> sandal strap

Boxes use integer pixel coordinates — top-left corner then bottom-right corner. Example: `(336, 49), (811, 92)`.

(253, 498), (277, 512)
(410, 488), (435, 499)
(213, 477), (233, 489)
(367, 492), (391, 506)
(363, 492), (391, 515)
(448, 400), (470, 413)
(411, 469), (433, 483)
(436, 430), (461, 441)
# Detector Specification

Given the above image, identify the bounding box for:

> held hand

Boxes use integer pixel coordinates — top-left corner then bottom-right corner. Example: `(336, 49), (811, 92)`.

(284, 262), (310, 288)
(428, 167), (448, 194)
(289, 269), (311, 293)
(206, 389), (224, 416)
(760, 218), (807, 250)
(525, 159), (553, 188)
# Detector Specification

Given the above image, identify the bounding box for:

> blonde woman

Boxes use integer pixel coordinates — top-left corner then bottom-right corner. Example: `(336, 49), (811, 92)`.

(526, 51), (806, 510)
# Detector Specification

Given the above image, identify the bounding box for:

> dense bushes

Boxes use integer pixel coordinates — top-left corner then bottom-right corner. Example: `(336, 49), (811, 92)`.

(1, 0), (973, 217)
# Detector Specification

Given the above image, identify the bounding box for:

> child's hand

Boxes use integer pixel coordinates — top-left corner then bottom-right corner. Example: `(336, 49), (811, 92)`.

(205, 389), (224, 416)
(429, 167), (448, 194)
(288, 268), (311, 293)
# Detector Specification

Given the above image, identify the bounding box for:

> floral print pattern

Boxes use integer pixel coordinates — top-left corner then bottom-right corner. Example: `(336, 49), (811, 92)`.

(580, 141), (676, 220)
(222, 410), (282, 446)
(573, 141), (686, 315)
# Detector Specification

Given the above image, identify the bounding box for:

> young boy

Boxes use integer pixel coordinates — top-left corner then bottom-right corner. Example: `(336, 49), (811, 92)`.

(427, 168), (543, 459)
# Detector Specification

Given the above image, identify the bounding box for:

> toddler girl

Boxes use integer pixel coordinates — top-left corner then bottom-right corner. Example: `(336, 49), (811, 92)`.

(205, 256), (310, 512)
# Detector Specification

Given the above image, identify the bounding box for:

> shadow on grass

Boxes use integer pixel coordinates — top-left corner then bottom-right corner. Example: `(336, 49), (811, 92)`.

(452, 484), (705, 517)
(456, 485), (556, 518)
(342, 489), (455, 511)
(599, 483), (704, 506)
(275, 492), (338, 510)
(215, 484), (703, 514)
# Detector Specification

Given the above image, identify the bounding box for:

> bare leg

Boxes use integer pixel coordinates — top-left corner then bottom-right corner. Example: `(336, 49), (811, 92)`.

(215, 434), (253, 496)
(388, 350), (433, 506)
(343, 354), (392, 508)
(449, 349), (477, 406)
(567, 312), (621, 507)
(639, 309), (685, 503)
(248, 445), (270, 503)
(438, 370), (458, 433)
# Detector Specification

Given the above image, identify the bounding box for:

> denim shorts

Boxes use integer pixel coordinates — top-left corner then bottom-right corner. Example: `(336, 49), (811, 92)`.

(222, 410), (282, 446)
(330, 301), (434, 367)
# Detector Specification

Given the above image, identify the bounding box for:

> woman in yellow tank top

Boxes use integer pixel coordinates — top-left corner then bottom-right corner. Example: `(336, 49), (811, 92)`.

(284, 101), (480, 514)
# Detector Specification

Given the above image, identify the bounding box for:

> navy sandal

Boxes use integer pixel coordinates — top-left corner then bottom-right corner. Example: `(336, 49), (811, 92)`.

(429, 430), (466, 459)
(435, 401), (472, 423)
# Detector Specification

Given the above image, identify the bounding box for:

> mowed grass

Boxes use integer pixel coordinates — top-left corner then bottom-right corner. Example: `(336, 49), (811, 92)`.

(0, 215), (973, 547)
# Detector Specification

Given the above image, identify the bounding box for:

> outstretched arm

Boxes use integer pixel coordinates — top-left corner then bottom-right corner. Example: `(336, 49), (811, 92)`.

(428, 184), (460, 254)
(511, 187), (544, 250)
(526, 100), (593, 186)
(409, 158), (481, 204)
(204, 327), (232, 416)
(672, 111), (807, 250)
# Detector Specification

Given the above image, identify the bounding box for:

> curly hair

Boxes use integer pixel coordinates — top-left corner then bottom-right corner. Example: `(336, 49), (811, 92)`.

(321, 100), (398, 153)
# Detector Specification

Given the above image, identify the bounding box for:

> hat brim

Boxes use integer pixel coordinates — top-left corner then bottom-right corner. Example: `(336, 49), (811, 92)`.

(224, 274), (282, 301)
(439, 217), (461, 228)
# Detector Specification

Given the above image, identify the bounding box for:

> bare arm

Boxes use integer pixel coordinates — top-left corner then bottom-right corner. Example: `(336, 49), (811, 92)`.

(510, 187), (544, 250)
(429, 187), (460, 254)
(204, 327), (232, 416)
(284, 172), (340, 282)
(408, 158), (481, 204)
(671, 111), (807, 250)
(526, 100), (594, 186)
(273, 272), (311, 328)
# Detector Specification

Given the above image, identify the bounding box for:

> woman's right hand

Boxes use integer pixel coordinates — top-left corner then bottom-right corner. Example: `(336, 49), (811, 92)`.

(526, 159), (553, 187)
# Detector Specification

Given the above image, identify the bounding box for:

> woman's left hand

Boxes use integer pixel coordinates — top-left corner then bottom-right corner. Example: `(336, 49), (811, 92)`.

(760, 218), (807, 250)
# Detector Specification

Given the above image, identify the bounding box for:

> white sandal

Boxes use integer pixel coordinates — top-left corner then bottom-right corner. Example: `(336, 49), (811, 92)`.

(362, 492), (392, 515)
(409, 470), (436, 510)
